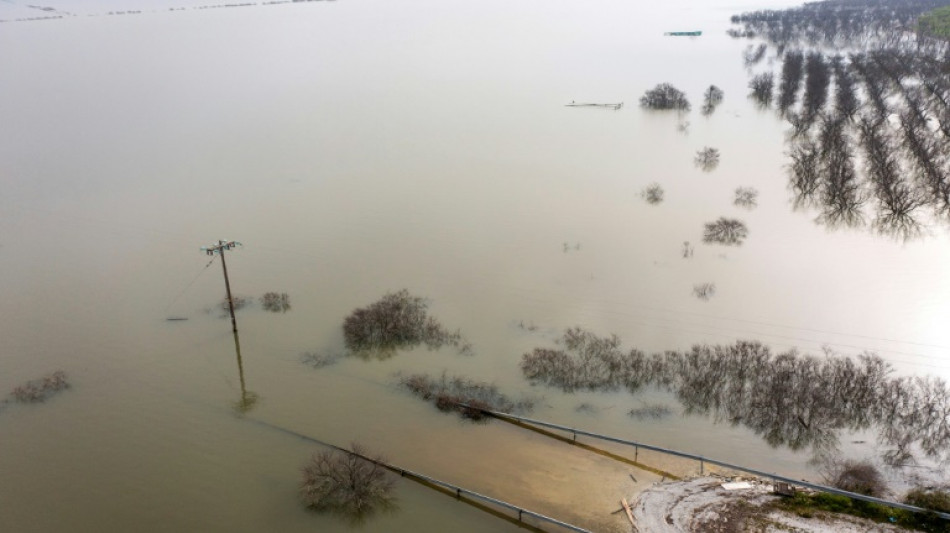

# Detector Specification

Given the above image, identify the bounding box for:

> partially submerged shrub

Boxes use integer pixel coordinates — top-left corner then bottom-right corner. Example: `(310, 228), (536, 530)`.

(703, 218), (748, 245)
(342, 290), (469, 355)
(10, 371), (70, 403)
(749, 72), (774, 106)
(260, 292), (291, 313)
(701, 85), (724, 115)
(822, 459), (887, 497)
(693, 283), (716, 301)
(301, 351), (343, 368)
(641, 183), (665, 204)
(399, 372), (534, 421)
(628, 403), (673, 420)
(640, 83), (690, 111)
(300, 444), (396, 520)
(734, 187), (759, 209)
(694, 147), (720, 171)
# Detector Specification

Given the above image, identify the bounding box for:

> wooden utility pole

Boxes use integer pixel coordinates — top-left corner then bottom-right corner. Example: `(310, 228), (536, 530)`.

(201, 239), (242, 333)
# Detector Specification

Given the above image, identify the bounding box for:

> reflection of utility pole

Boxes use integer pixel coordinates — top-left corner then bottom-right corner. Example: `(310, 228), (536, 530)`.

(201, 239), (242, 333)
(232, 329), (257, 413)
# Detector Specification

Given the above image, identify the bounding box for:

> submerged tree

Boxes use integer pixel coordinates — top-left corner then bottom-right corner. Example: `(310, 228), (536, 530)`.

(692, 282), (716, 301)
(734, 187), (759, 209)
(749, 72), (775, 106)
(399, 372), (534, 421)
(301, 444), (396, 521)
(816, 113), (864, 228)
(702, 217), (748, 245)
(7, 371), (70, 404)
(342, 290), (470, 356)
(694, 147), (721, 171)
(701, 85), (724, 115)
(640, 83), (691, 111)
(778, 50), (805, 115)
(857, 115), (926, 239)
(641, 183), (665, 204)
(260, 292), (291, 313)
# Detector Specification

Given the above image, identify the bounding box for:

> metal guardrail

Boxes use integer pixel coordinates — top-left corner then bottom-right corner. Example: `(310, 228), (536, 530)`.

(248, 418), (592, 533)
(463, 405), (950, 521)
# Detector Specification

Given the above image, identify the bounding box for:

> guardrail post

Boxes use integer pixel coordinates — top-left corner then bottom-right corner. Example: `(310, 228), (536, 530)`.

(518, 509), (523, 521)
(700, 458), (704, 475)
(635, 445), (638, 463)
(456, 488), (461, 499)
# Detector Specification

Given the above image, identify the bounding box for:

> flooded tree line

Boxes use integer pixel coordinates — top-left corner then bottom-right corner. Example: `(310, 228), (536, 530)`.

(731, 0), (950, 239)
(521, 327), (950, 465)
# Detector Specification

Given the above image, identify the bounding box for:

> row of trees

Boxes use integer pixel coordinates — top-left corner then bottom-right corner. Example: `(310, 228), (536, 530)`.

(743, 39), (950, 237)
(520, 329), (950, 464)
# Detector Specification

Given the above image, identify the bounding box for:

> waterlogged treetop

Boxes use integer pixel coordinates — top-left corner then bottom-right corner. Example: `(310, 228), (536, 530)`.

(521, 329), (950, 465)
(342, 289), (470, 356)
(639, 83), (691, 111)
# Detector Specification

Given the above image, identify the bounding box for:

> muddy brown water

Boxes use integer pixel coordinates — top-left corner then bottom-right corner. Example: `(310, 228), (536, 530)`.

(2, 0), (949, 531)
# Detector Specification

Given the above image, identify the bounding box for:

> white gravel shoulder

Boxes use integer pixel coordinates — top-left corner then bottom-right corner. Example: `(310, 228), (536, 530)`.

(630, 476), (907, 532)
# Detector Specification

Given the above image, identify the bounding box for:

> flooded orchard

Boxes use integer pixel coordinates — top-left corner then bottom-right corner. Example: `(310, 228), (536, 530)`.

(2, 0), (950, 531)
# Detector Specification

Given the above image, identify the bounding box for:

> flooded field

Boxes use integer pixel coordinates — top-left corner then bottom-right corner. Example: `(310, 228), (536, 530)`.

(2, 0), (950, 531)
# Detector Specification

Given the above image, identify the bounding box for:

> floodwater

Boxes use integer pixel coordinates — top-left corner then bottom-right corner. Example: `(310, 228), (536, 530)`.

(2, 0), (950, 531)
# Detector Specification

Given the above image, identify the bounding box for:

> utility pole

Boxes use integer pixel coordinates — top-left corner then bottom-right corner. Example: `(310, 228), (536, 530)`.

(201, 239), (242, 333)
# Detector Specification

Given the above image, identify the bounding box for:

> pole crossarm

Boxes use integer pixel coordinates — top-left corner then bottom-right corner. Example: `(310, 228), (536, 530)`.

(201, 239), (242, 333)
(201, 239), (242, 256)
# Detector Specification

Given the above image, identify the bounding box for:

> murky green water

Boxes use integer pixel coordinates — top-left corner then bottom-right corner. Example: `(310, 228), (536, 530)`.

(2, 0), (949, 531)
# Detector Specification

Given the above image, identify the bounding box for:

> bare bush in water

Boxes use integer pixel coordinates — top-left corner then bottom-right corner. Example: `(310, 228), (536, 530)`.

(260, 292), (291, 313)
(10, 371), (70, 403)
(300, 444), (396, 520)
(639, 83), (691, 111)
(734, 187), (759, 209)
(641, 183), (665, 204)
(628, 403), (673, 420)
(749, 72), (774, 106)
(702, 218), (748, 245)
(342, 290), (469, 355)
(692, 283), (716, 301)
(694, 147), (721, 171)
(701, 85), (724, 116)
(521, 327), (654, 392)
(821, 458), (887, 497)
(399, 372), (534, 421)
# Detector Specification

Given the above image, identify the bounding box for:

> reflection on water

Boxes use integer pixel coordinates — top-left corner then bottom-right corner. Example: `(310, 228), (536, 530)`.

(232, 331), (258, 414)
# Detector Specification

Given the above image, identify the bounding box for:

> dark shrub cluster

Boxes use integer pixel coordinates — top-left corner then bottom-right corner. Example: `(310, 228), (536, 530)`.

(300, 444), (395, 520)
(734, 187), (759, 208)
(342, 290), (470, 355)
(821, 459), (887, 497)
(694, 147), (721, 171)
(640, 83), (691, 111)
(10, 371), (70, 403)
(641, 183), (665, 204)
(702, 217), (748, 245)
(701, 85), (724, 116)
(749, 72), (775, 106)
(260, 292), (291, 313)
(399, 372), (534, 421)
